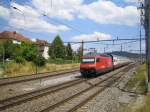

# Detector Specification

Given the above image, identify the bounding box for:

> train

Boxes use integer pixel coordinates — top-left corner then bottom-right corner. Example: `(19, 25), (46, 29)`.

(80, 54), (131, 77)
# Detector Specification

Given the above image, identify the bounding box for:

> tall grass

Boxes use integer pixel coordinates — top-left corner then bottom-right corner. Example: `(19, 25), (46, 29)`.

(126, 64), (146, 94)
(1, 61), (35, 77)
(136, 93), (150, 112)
(123, 64), (148, 112)
(0, 61), (79, 78)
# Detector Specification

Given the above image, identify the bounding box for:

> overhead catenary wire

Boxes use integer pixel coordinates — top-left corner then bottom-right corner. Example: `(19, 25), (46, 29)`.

(7, 4), (144, 43)
(1, 2), (146, 51)
(88, 40), (140, 46)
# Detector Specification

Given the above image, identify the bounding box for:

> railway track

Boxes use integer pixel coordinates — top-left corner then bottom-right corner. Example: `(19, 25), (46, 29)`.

(0, 63), (128, 87)
(0, 78), (83, 111)
(0, 63), (134, 111)
(0, 69), (79, 87)
(39, 63), (135, 112)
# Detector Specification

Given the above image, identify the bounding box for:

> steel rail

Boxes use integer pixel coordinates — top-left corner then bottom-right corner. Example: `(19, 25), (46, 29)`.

(0, 78), (83, 111)
(0, 63), (130, 111)
(67, 64), (134, 112)
(0, 69), (79, 87)
(40, 64), (134, 112)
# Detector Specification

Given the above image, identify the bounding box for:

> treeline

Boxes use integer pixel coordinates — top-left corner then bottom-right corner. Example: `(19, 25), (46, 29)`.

(0, 40), (45, 66)
(0, 35), (81, 66)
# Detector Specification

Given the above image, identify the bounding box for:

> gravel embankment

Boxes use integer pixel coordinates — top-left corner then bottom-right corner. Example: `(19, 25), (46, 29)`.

(75, 67), (138, 112)
(2, 77), (101, 112)
(1, 66), (126, 112)
(0, 72), (80, 101)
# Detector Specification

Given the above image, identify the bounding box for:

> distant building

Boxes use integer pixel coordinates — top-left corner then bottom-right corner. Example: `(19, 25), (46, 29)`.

(0, 31), (30, 44)
(36, 39), (50, 59)
(0, 31), (50, 59)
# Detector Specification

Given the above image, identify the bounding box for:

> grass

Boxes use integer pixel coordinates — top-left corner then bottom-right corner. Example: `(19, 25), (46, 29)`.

(126, 64), (146, 93)
(123, 64), (149, 112)
(135, 93), (150, 112)
(0, 61), (79, 78)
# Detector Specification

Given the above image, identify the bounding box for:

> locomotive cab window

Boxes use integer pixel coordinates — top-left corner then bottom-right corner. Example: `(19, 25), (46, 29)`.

(82, 58), (95, 63)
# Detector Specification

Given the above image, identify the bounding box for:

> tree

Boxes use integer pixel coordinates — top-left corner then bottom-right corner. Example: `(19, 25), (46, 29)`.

(1, 40), (23, 60)
(77, 45), (82, 57)
(0, 43), (3, 61)
(76, 45), (83, 61)
(33, 55), (46, 66)
(66, 43), (73, 60)
(21, 42), (38, 61)
(49, 35), (65, 59)
(3, 40), (14, 59)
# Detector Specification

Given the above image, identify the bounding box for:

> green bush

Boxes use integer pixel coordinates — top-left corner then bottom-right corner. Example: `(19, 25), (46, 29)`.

(55, 58), (64, 64)
(33, 55), (46, 66)
(15, 56), (26, 64)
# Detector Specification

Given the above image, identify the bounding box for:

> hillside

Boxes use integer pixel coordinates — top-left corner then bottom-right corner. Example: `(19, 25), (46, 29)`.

(110, 51), (145, 59)
(84, 51), (145, 59)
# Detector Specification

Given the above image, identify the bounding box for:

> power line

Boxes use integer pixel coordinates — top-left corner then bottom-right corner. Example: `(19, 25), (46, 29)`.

(42, 14), (84, 34)
(2, 2), (146, 46)
(89, 40), (139, 46)
(63, 38), (146, 44)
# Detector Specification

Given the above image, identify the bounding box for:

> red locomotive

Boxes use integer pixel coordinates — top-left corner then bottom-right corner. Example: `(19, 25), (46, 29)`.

(80, 54), (114, 77)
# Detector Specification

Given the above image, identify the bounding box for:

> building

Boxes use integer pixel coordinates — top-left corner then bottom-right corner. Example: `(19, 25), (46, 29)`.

(0, 31), (50, 59)
(36, 39), (50, 59)
(0, 31), (30, 44)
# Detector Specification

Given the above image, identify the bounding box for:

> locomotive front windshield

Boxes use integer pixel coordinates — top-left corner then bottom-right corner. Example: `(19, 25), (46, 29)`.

(82, 58), (95, 63)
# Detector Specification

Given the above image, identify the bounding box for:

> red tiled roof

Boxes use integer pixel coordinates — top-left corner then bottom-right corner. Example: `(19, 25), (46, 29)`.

(0, 31), (30, 42)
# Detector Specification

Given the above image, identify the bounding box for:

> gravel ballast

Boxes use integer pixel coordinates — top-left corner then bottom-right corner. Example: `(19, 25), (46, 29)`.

(76, 67), (138, 112)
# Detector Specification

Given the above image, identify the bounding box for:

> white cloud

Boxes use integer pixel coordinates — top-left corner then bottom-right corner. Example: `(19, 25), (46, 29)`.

(32, 0), (83, 20)
(9, 15), (69, 33)
(0, 0), (140, 34)
(0, 6), (10, 19)
(11, 2), (40, 17)
(0, 4), (69, 33)
(31, 0), (139, 26)
(71, 44), (81, 51)
(71, 31), (112, 51)
(78, 0), (139, 26)
(72, 32), (112, 42)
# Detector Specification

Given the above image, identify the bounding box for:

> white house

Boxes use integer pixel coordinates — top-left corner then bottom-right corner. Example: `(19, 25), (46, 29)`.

(36, 39), (50, 59)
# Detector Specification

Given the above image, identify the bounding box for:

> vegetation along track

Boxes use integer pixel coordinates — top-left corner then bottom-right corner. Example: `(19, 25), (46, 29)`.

(0, 69), (79, 87)
(39, 63), (135, 112)
(0, 63), (134, 111)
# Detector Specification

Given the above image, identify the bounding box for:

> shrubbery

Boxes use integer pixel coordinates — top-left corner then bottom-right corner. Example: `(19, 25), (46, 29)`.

(33, 55), (46, 66)
(15, 56), (26, 64)
(0, 35), (79, 68)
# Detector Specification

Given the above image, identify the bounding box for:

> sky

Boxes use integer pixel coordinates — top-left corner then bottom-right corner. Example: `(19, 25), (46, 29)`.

(0, 0), (145, 53)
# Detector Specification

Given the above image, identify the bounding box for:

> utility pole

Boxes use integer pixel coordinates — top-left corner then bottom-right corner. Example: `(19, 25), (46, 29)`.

(121, 44), (123, 52)
(140, 23), (142, 64)
(139, 1), (144, 64)
(144, 0), (150, 91)
(2, 45), (5, 66)
(104, 47), (105, 53)
(81, 40), (84, 56)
